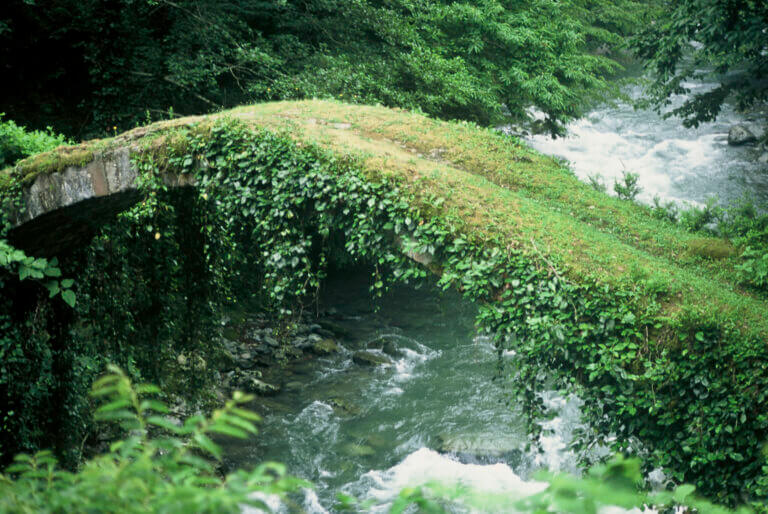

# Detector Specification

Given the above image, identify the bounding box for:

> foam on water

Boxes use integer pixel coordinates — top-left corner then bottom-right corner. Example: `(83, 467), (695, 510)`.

(348, 448), (547, 513)
(524, 83), (768, 207)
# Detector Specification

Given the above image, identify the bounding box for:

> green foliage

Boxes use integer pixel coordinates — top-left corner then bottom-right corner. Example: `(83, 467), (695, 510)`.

(0, 114), (69, 168)
(717, 202), (768, 292)
(0, 148), (218, 465)
(630, 0), (768, 127)
(587, 173), (607, 193)
(613, 170), (641, 201)
(0, 366), (305, 513)
(0, 182), (81, 463)
(0, 241), (75, 306)
(0, 0), (651, 137)
(647, 196), (768, 294)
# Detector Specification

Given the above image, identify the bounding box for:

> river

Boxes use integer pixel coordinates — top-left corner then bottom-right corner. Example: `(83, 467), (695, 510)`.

(526, 79), (767, 207)
(226, 273), (588, 512)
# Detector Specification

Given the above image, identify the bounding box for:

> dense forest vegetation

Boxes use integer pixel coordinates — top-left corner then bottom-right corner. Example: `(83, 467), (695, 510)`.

(1, 0), (653, 137)
(1, 0), (768, 512)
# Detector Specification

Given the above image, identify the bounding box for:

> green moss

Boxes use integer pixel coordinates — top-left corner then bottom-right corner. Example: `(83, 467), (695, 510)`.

(687, 238), (737, 260)
(16, 144), (94, 182)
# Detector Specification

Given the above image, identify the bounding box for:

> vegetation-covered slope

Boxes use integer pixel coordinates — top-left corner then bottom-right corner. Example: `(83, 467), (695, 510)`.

(0, 0), (650, 138)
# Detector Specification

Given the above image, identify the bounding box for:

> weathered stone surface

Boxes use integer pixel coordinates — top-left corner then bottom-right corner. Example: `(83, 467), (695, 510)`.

(8, 148), (195, 256)
(311, 338), (340, 355)
(352, 350), (393, 367)
(728, 125), (758, 146)
(366, 337), (401, 357)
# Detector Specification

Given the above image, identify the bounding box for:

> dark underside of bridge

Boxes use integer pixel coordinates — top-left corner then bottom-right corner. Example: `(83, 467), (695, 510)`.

(9, 191), (143, 257)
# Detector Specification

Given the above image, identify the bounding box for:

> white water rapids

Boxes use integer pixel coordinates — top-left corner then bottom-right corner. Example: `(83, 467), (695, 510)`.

(526, 81), (767, 207)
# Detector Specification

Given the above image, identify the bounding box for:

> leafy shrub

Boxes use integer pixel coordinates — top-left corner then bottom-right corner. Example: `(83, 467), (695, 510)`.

(1, 0), (653, 136)
(613, 170), (641, 200)
(587, 173), (607, 193)
(651, 195), (679, 223)
(0, 366), (305, 513)
(679, 197), (724, 233)
(736, 247), (768, 289)
(0, 115), (69, 168)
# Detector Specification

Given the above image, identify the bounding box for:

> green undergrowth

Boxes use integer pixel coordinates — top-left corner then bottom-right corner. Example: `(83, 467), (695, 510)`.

(3, 102), (768, 506)
(0, 366), (305, 513)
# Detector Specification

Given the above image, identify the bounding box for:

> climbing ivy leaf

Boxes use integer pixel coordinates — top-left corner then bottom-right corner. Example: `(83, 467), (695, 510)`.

(61, 290), (76, 308)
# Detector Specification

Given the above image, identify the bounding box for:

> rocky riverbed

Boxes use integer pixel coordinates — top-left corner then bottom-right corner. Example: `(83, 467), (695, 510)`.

(214, 308), (405, 402)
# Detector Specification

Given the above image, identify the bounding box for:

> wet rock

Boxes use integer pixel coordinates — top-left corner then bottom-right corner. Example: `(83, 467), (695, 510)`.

(263, 336), (279, 348)
(758, 152), (768, 165)
(366, 337), (401, 357)
(436, 433), (524, 465)
(253, 344), (271, 355)
(233, 370), (280, 396)
(222, 326), (240, 341)
(311, 338), (340, 355)
(294, 338), (314, 351)
(251, 398), (293, 415)
(317, 319), (352, 339)
(285, 381), (303, 392)
(352, 350), (393, 367)
(341, 443), (375, 457)
(328, 397), (361, 416)
(315, 328), (336, 339)
(234, 352), (255, 370)
(281, 346), (304, 360)
(728, 125), (758, 146)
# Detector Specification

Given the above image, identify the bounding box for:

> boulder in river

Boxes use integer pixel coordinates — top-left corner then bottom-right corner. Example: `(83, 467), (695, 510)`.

(758, 152), (768, 165)
(728, 125), (758, 146)
(311, 338), (340, 355)
(436, 432), (524, 466)
(328, 397), (361, 416)
(341, 442), (375, 457)
(352, 350), (393, 367)
(366, 337), (401, 357)
(233, 370), (280, 396)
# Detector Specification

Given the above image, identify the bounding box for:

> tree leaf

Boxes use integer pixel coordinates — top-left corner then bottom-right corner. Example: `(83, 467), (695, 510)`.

(61, 289), (76, 307)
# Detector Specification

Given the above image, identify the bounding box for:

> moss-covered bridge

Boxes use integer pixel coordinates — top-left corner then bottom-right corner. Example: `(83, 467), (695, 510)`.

(4, 100), (766, 339)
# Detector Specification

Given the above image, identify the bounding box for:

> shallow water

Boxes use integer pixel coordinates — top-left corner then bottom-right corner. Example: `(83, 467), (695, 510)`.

(526, 80), (768, 207)
(229, 274), (586, 512)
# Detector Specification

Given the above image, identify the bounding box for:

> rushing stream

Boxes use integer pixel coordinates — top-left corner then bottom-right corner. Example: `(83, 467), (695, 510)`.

(526, 79), (768, 206)
(226, 274), (587, 512)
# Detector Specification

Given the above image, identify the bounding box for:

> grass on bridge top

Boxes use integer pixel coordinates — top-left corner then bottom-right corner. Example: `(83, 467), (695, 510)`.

(4, 99), (768, 342)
